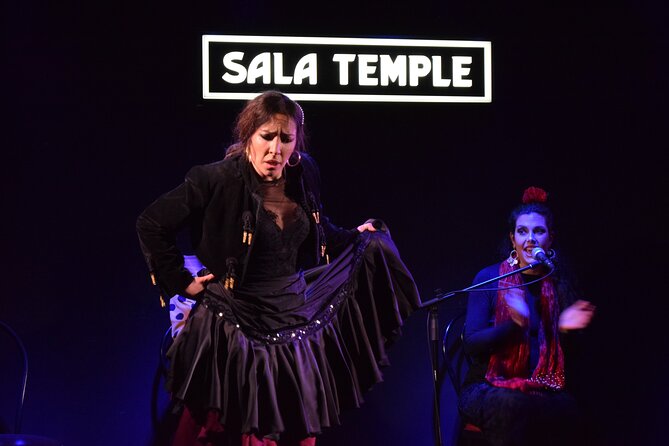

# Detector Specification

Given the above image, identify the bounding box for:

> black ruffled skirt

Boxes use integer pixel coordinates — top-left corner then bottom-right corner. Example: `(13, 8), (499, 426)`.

(166, 231), (421, 438)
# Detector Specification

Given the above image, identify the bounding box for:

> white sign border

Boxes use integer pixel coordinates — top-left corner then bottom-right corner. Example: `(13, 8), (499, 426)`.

(202, 35), (492, 103)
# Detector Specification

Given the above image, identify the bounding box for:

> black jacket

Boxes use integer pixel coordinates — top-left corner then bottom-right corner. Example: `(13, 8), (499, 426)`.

(136, 153), (358, 297)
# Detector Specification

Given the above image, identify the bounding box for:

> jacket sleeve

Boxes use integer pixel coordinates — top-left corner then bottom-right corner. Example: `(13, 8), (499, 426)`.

(463, 266), (520, 358)
(300, 153), (358, 256)
(136, 165), (210, 297)
(321, 215), (359, 256)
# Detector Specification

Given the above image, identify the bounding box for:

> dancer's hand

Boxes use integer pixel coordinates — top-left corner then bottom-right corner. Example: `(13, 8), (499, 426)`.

(184, 274), (215, 297)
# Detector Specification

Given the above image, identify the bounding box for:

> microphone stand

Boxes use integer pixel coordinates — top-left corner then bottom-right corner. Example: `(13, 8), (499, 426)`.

(423, 261), (544, 446)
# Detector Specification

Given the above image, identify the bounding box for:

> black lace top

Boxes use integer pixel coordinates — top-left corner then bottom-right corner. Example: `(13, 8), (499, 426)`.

(244, 177), (310, 281)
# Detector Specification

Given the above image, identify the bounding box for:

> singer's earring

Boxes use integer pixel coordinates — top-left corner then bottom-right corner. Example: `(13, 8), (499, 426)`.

(507, 249), (519, 266)
(287, 151), (301, 167)
(547, 249), (556, 260)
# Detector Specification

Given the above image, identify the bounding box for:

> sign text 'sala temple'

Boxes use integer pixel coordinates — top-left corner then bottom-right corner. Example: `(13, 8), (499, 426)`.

(203, 35), (492, 102)
(221, 52), (473, 88)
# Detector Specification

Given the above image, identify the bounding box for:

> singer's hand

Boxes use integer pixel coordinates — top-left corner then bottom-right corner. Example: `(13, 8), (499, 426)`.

(559, 300), (596, 332)
(357, 222), (378, 232)
(183, 274), (215, 298)
(504, 288), (530, 328)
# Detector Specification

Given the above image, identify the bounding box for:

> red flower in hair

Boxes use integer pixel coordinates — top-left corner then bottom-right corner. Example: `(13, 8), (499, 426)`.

(522, 186), (548, 204)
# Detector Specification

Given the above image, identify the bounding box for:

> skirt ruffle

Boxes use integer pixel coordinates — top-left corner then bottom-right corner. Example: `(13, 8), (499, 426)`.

(165, 231), (421, 438)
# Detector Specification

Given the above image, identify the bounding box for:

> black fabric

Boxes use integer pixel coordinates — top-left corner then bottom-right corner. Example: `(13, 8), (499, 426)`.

(138, 153), (421, 442)
(165, 231), (421, 438)
(136, 153), (358, 297)
(459, 382), (582, 446)
(244, 179), (310, 281)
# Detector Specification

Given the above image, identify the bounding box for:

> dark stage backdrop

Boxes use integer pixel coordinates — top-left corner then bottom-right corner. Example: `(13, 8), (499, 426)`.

(4, 1), (667, 445)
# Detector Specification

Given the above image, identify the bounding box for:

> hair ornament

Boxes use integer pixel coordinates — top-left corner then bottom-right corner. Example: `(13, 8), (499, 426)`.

(295, 100), (305, 126)
(522, 186), (548, 204)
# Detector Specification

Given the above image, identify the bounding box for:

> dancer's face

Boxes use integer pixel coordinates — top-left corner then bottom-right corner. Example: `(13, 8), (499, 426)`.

(247, 114), (297, 181)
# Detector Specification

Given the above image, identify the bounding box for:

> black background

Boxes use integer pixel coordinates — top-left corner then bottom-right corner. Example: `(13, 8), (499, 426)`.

(3, 1), (668, 445)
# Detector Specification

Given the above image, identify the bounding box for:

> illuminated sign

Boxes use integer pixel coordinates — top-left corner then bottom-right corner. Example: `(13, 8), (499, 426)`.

(203, 35), (492, 103)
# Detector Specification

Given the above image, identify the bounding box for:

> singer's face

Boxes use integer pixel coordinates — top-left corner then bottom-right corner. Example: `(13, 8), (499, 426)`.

(246, 114), (297, 181)
(510, 212), (553, 272)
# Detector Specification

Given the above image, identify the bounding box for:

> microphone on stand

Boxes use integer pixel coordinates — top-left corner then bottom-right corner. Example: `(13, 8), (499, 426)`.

(531, 247), (555, 270)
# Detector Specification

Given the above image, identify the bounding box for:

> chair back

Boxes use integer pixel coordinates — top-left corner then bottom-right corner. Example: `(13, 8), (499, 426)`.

(0, 321), (63, 445)
(441, 311), (471, 397)
(0, 321), (28, 435)
(440, 311), (488, 445)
